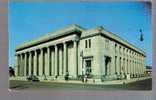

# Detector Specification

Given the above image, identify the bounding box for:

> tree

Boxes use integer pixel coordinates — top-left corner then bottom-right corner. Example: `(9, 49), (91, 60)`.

(9, 67), (15, 77)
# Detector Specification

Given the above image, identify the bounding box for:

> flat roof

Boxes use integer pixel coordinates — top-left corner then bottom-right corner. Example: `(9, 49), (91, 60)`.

(16, 24), (85, 51)
(15, 24), (146, 56)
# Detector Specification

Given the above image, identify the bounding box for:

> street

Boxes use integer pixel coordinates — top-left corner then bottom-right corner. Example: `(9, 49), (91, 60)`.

(9, 78), (152, 91)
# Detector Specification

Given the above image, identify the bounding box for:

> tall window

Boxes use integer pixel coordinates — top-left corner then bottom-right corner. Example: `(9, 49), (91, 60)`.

(115, 56), (117, 74)
(123, 47), (125, 55)
(119, 46), (121, 54)
(127, 49), (128, 57)
(85, 39), (91, 48)
(115, 44), (117, 53)
(85, 40), (87, 48)
(89, 39), (91, 48)
(119, 57), (121, 74)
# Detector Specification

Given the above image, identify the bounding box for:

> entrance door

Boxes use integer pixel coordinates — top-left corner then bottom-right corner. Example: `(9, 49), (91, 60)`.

(105, 56), (111, 76)
(84, 58), (92, 78)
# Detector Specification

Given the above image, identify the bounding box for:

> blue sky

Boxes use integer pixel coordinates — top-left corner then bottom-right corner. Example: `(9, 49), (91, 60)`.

(9, 2), (152, 67)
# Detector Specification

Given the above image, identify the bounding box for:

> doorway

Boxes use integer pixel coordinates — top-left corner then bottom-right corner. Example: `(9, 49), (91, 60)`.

(105, 56), (111, 76)
(83, 57), (92, 78)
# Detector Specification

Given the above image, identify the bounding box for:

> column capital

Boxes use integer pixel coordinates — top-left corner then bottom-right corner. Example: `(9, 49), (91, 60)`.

(72, 39), (79, 42)
(29, 50), (33, 54)
(63, 41), (67, 44)
(54, 44), (58, 48)
(39, 48), (42, 50)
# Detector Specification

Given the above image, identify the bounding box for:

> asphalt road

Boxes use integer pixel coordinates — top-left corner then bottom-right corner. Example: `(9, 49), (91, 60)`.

(9, 78), (152, 91)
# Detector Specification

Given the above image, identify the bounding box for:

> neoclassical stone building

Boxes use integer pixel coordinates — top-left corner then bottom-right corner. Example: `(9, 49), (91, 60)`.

(15, 24), (146, 81)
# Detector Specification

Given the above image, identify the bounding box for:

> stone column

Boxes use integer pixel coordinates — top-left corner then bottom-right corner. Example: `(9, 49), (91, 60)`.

(27, 52), (29, 76)
(123, 58), (126, 75)
(29, 52), (32, 75)
(15, 54), (18, 76)
(63, 42), (67, 75)
(137, 57), (139, 75)
(39, 49), (43, 76)
(18, 54), (20, 76)
(138, 60), (140, 75)
(119, 57), (121, 76)
(140, 62), (142, 75)
(116, 56), (120, 75)
(136, 61), (138, 76)
(25, 53), (28, 76)
(133, 60), (135, 77)
(129, 60), (132, 76)
(142, 58), (144, 74)
(51, 48), (55, 76)
(103, 56), (106, 75)
(138, 59), (140, 75)
(55, 45), (58, 76)
(24, 53), (27, 76)
(18, 54), (21, 76)
(127, 59), (129, 74)
(120, 58), (123, 77)
(134, 60), (136, 77)
(23, 54), (25, 76)
(16, 55), (19, 76)
(34, 50), (37, 76)
(134, 61), (136, 76)
(73, 40), (78, 77)
(139, 62), (142, 75)
(132, 60), (134, 77)
(128, 54), (130, 75)
(20, 54), (23, 76)
(114, 56), (118, 75)
(59, 47), (63, 75)
(21, 54), (24, 76)
(47, 47), (51, 76)
(143, 57), (145, 74)
(116, 46), (120, 76)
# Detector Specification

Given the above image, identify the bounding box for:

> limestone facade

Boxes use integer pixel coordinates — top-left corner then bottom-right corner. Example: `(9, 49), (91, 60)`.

(15, 25), (146, 81)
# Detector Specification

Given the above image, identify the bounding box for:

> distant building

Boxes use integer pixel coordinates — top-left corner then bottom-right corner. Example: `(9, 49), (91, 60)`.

(14, 25), (146, 81)
(145, 66), (152, 76)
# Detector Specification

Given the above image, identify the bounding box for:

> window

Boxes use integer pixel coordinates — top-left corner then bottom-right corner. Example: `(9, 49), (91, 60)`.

(119, 46), (121, 54)
(85, 40), (87, 48)
(115, 56), (117, 74)
(115, 43), (117, 47)
(123, 47), (125, 55)
(85, 39), (91, 48)
(89, 39), (91, 48)
(115, 44), (117, 53)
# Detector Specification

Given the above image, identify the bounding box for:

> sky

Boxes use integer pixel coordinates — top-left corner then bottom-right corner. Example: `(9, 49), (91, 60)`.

(9, 2), (152, 67)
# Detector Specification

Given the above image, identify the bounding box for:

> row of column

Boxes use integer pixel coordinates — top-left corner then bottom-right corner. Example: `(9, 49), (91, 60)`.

(114, 49), (145, 77)
(15, 40), (78, 77)
(115, 57), (145, 75)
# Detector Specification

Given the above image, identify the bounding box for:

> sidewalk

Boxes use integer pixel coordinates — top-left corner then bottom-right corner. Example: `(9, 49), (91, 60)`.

(40, 76), (152, 85)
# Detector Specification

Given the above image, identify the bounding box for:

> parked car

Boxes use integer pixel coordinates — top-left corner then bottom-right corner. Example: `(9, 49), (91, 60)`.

(27, 75), (40, 82)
